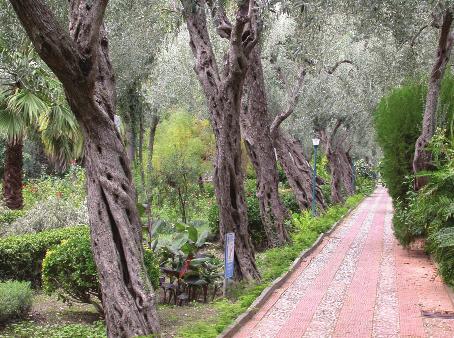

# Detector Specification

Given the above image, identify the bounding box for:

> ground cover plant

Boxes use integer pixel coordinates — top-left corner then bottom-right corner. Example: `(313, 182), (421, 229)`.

(0, 281), (33, 324)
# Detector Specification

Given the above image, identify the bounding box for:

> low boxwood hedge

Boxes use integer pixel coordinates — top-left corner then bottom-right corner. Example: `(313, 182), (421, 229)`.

(0, 226), (87, 286)
(42, 229), (160, 311)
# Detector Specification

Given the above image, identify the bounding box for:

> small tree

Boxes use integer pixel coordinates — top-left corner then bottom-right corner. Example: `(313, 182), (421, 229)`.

(152, 111), (214, 223)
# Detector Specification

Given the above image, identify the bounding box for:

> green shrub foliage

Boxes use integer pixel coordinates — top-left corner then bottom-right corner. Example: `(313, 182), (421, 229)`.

(0, 226), (87, 286)
(374, 80), (425, 201)
(2, 321), (106, 338)
(393, 130), (454, 286)
(4, 197), (88, 236)
(208, 179), (299, 248)
(0, 281), (33, 324)
(42, 229), (160, 310)
(375, 73), (454, 201)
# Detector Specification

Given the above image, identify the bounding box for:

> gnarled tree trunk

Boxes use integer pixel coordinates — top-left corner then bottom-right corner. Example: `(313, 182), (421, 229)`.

(241, 46), (290, 247)
(274, 131), (326, 210)
(320, 126), (354, 204)
(182, 0), (260, 280)
(413, 8), (454, 189)
(2, 138), (23, 210)
(9, 1), (160, 336)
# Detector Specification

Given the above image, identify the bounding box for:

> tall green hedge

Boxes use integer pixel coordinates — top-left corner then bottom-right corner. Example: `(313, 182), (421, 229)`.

(374, 80), (425, 201)
(0, 226), (87, 286)
(374, 72), (454, 202)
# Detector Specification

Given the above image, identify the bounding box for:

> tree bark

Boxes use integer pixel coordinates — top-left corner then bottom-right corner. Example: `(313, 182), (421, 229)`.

(2, 138), (23, 210)
(123, 109), (136, 164)
(182, 0), (260, 281)
(325, 147), (350, 204)
(413, 8), (454, 189)
(138, 112), (144, 178)
(241, 46), (289, 247)
(273, 131), (326, 209)
(320, 126), (354, 204)
(8, 1), (160, 336)
(145, 114), (159, 246)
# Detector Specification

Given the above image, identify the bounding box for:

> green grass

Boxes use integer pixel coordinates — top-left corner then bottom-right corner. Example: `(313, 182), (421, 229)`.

(176, 193), (366, 337)
(0, 321), (106, 338)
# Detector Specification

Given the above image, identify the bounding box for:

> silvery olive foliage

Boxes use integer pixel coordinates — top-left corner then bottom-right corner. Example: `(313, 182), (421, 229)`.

(259, 0), (445, 163)
(4, 198), (88, 236)
(144, 28), (207, 118)
(107, 0), (181, 100)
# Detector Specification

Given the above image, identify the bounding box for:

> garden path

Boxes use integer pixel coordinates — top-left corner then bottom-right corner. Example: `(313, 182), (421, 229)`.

(235, 187), (454, 338)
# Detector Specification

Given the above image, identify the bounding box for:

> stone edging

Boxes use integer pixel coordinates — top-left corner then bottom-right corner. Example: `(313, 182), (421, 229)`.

(218, 206), (358, 338)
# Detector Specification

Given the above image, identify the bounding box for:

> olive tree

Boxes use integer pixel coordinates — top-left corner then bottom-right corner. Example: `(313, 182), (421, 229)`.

(6, 0), (160, 336)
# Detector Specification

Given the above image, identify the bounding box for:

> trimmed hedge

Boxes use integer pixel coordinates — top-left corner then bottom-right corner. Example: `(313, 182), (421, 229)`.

(0, 226), (87, 286)
(42, 230), (160, 310)
(0, 280), (33, 324)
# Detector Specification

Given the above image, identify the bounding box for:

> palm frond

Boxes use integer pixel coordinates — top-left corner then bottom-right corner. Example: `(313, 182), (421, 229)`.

(6, 89), (48, 125)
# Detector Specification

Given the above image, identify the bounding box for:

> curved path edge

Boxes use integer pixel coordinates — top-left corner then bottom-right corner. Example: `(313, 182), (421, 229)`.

(218, 203), (360, 338)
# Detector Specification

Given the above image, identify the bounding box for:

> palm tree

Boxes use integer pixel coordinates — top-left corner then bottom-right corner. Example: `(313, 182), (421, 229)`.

(0, 88), (46, 209)
(0, 44), (83, 209)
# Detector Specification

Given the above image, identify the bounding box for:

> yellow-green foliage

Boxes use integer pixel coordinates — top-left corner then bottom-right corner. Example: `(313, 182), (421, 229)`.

(152, 111), (214, 177)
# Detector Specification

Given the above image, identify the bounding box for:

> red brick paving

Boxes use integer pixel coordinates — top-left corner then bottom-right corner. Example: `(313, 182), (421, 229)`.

(275, 195), (380, 338)
(234, 187), (454, 338)
(333, 192), (388, 337)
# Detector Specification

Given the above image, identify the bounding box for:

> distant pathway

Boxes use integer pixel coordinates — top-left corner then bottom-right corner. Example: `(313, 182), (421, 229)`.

(235, 187), (454, 338)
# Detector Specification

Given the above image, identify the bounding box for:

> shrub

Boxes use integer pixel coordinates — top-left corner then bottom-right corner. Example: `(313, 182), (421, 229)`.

(280, 189), (300, 214)
(0, 208), (25, 226)
(375, 73), (454, 202)
(393, 130), (454, 285)
(0, 226), (87, 286)
(0, 281), (33, 324)
(208, 179), (299, 249)
(22, 165), (86, 210)
(0, 206), (25, 236)
(374, 80), (425, 201)
(42, 230), (160, 311)
(4, 197), (88, 236)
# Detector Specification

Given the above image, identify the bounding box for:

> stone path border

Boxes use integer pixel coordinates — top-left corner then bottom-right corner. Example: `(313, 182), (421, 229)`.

(218, 203), (360, 338)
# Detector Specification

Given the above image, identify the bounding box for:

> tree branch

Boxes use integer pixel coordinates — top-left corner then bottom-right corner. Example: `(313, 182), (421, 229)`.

(88, 0), (109, 51)
(325, 59), (354, 74)
(7, 0), (80, 86)
(410, 24), (429, 47)
(270, 66), (306, 135)
(329, 118), (343, 145)
(207, 0), (232, 39)
(181, 0), (221, 94)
